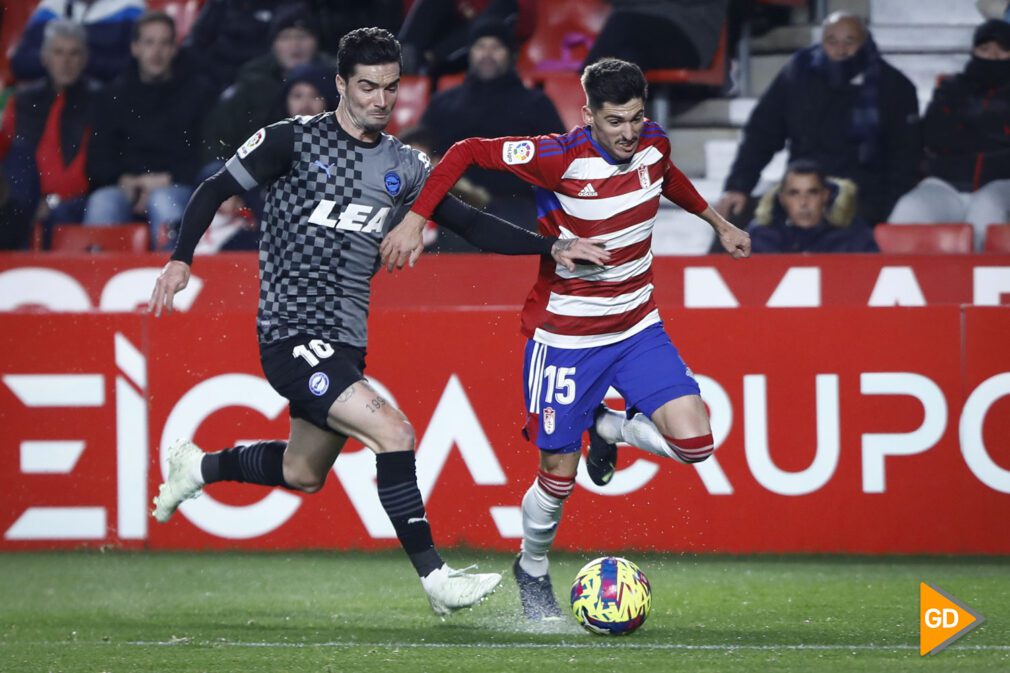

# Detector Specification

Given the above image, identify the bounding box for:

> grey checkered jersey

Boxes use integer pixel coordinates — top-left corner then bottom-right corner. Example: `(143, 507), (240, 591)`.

(225, 112), (430, 348)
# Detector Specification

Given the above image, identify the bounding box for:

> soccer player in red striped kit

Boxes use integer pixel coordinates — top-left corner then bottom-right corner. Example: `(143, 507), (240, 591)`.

(381, 58), (751, 619)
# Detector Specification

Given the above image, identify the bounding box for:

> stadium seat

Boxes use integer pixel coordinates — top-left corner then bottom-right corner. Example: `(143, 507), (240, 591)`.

(387, 75), (430, 135)
(517, 0), (610, 82)
(1, 2), (36, 86)
(435, 72), (464, 92)
(51, 224), (151, 253)
(874, 223), (973, 254)
(542, 74), (589, 131)
(147, 0), (203, 43)
(644, 24), (728, 88)
(984, 223), (1010, 253)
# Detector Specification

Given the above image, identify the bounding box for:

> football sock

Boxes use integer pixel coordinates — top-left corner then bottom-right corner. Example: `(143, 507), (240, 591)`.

(519, 470), (575, 577)
(376, 450), (444, 578)
(201, 441), (290, 486)
(663, 434), (716, 463)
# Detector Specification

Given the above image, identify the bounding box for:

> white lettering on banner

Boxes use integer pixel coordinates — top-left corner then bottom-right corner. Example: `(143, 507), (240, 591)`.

(973, 267), (1010, 305)
(0, 268), (91, 311)
(868, 267), (926, 306)
(860, 373), (947, 493)
(101, 269), (203, 312)
(684, 267), (739, 308)
(3, 373), (107, 540)
(960, 373), (1010, 493)
(695, 375), (734, 495)
(161, 374), (302, 539)
(766, 267), (821, 307)
(116, 334), (148, 540)
(744, 374), (840, 496)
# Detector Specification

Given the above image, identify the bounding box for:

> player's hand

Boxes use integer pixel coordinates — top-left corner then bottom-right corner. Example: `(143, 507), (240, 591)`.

(380, 211), (426, 272)
(551, 237), (610, 272)
(719, 225), (751, 259)
(715, 191), (748, 218)
(148, 260), (191, 317)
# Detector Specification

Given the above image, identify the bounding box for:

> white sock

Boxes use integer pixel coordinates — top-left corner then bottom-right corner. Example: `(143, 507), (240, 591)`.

(190, 456), (206, 485)
(519, 481), (563, 577)
(594, 406), (626, 444)
(621, 413), (688, 464)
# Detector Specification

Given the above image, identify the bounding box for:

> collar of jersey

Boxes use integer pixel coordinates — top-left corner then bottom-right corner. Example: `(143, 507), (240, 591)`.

(584, 125), (627, 166)
(333, 112), (382, 149)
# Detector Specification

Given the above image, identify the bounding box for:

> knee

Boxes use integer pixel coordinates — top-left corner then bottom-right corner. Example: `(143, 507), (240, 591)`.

(281, 461), (327, 493)
(664, 433), (715, 464)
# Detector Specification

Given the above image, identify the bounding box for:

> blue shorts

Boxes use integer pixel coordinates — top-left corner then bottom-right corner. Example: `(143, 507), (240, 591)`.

(521, 323), (701, 453)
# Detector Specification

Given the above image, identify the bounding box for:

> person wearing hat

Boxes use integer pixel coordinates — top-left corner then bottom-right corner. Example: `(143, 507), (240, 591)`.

(887, 19), (1010, 250)
(201, 2), (335, 165)
(419, 18), (564, 250)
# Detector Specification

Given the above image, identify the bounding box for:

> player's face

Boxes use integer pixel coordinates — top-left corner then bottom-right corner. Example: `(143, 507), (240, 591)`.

(336, 63), (401, 133)
(469, 36), (510, 80)
(974, 40), (1010, 60)
(42, 35), (86, 89)
(821, 17), (866, 61)
(778, 172), (829, 229)
(131, 21), (176, 80)
(287, 82), (327, 116)
(584, 98), (645, 162)
(273, 27), (318, 70)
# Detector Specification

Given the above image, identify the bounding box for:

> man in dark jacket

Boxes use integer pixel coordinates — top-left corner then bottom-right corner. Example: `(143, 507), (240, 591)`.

(747, 159), (878, 253)
(420, 19), (564, 248)
(0, 19), (98, 249)
(716, 12), (920, 227)
(888, 19), (1010, 250)
(83, 11), (214, 249)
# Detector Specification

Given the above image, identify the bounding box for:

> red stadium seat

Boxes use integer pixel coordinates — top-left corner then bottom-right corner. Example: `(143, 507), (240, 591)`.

(517, 0), (611, 83)
(644, 24), (728, 88)
(1, 2), (36, 86)
(542, 74), (589, 131)
(435, 72), (464, 92)
(387, 75), (430, 136)
(874, 223), (973, 254)
(984, 223), (1010, 253)
(147, 0), (204, 43)
(51, 224), (151, 253)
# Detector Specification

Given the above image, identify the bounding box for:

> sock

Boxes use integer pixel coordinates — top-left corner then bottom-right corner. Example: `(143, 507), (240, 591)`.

(663, 433), (715, 464)
(519, 470), (575, 577)
(620, 413), (684, 461)
(376, 451), (443, 578)
(200, 441), (290, 485)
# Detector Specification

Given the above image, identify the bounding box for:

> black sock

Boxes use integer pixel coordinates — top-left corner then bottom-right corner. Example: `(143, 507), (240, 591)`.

(201, 441), (290, 487)
(376, 451), (443, 577)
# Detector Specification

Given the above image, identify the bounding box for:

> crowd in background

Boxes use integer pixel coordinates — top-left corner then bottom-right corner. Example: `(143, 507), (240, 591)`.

(0, 0), (1008, 254)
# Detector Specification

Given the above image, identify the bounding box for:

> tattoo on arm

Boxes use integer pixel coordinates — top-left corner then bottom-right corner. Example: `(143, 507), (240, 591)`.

(366, 396), (388, 414)
(551, 239), (575, 256)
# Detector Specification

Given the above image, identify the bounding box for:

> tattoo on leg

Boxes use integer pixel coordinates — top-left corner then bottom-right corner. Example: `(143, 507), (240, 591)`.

(337, 386), (356, 403)
(366, 396), (387, 413)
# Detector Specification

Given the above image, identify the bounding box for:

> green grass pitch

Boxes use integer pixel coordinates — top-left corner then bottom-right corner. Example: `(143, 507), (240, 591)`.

(1, 551), (1007, 672)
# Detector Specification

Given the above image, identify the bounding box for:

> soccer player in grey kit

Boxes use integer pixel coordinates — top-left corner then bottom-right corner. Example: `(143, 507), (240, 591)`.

(148, 27), (608, 615)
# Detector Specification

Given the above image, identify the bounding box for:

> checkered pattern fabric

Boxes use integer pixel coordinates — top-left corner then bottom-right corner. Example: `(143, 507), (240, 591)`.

(252, 113), (429, 348)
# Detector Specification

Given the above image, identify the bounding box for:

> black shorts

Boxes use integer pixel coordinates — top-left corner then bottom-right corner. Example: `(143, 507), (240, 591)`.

(259, 335), (367, 431)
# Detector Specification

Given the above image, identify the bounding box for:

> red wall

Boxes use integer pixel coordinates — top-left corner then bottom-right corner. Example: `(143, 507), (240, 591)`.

(1, 253), (1008, 552)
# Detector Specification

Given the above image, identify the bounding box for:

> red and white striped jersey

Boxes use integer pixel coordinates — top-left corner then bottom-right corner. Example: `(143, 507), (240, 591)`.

(410, 122), (708, 348)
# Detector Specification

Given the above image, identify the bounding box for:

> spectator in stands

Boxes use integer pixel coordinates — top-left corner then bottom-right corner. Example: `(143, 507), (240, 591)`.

(0, 20), (98, 250)
(272, 62), (339, 120)
(11, 0), (145, 84)
(420, 19), (564, 240)
(202, 2), (333, 164)
(182, 0), (277, 94)
(398, 0), (532, 75)
(584, 0), (728, 71)
(84, 11), (213, 249)
(747, 160), (878, 253)
(887, 19), (1010, 251)
(715, 12), (920, 228)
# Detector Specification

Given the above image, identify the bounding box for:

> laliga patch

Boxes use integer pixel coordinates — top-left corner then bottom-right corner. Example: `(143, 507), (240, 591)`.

(502, 140), (535, 165)
(308, 372), (330, 397)
(237, 128), (265, 159)
(543, 407), (556, 435)
(637, 164), (651, 189)
(384, 171), (402, 196)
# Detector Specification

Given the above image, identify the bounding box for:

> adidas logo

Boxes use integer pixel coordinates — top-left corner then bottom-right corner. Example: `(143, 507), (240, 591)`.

(577, 183), (598, 198)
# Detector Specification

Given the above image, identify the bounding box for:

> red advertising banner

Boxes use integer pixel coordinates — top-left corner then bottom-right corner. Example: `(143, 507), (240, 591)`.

(1, 301), (1007, 553)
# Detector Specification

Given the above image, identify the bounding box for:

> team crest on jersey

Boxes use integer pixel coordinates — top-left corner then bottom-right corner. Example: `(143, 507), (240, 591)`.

(637, 164), (651, 189)
(543, 407), (556, 435)
(237, 128), (265, 159)
(384, 171), (402, 196)
(309, 372), (330, 396)
(502, 140), (535, 165)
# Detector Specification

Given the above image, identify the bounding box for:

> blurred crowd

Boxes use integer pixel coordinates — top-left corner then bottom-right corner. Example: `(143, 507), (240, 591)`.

(0, 0), (1008, 254)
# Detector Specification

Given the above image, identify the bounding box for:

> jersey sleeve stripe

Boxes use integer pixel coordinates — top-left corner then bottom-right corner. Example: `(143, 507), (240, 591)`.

(225, 156), (258, 190)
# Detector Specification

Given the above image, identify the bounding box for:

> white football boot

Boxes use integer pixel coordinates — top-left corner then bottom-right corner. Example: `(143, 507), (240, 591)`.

(152, 439), (205, 523)
(421, 564), (503, 616)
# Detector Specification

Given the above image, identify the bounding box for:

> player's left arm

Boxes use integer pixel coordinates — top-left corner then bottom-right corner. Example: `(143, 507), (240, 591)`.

(661, 143), (751, 259)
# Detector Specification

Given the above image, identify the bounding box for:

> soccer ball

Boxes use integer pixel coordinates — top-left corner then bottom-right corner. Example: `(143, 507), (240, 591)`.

(570, 556), (651, 635)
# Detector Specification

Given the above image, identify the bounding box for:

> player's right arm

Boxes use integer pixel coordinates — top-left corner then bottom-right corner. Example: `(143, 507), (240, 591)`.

(380, 135), (564, 268)
(148, 122), (295, 316)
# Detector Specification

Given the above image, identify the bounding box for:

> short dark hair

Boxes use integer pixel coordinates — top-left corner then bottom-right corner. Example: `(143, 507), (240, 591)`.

(784, 159), (827, 188)
(132, 10), (175, 43)
(581, 58), (647, 109)
(337, 27), (401, 81)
